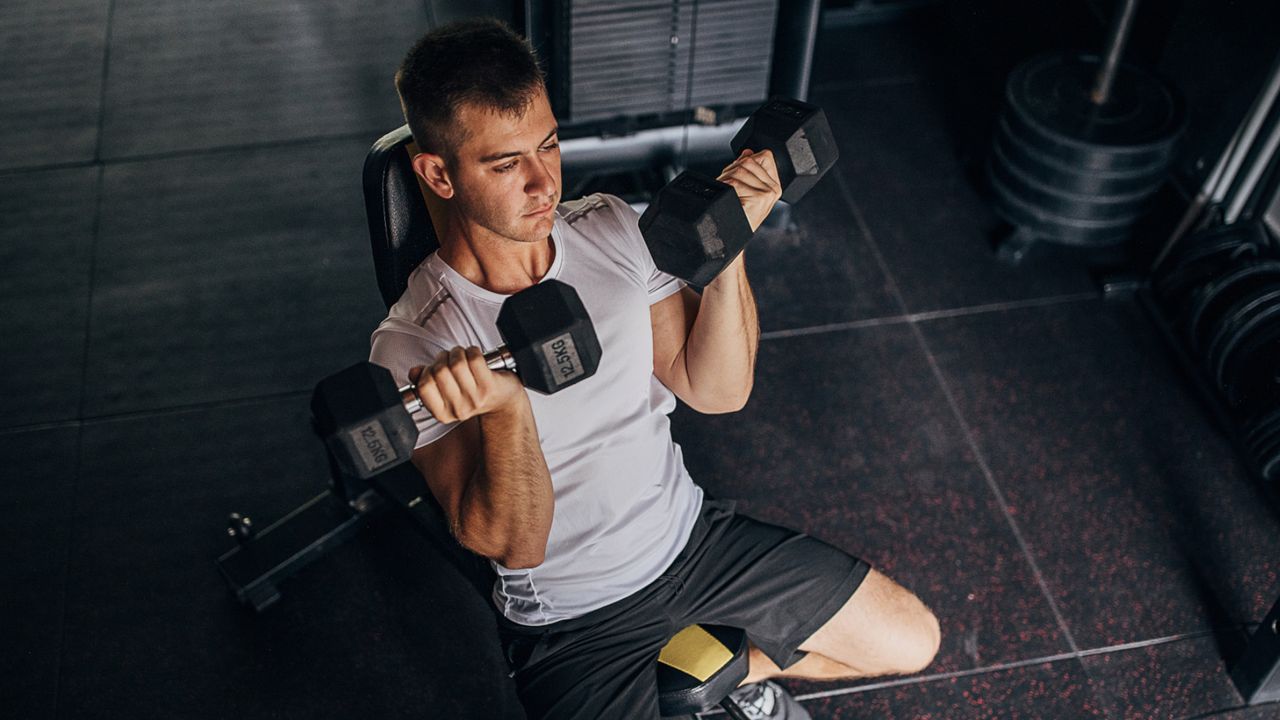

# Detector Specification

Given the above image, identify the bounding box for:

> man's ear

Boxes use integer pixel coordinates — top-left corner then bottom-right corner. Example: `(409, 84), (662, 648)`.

(411, 151), (454, 200)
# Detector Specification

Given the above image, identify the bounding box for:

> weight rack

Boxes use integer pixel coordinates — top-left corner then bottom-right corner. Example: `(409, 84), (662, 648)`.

(1130, 283), (1280, 706)
(1129, 53), (1280, 701)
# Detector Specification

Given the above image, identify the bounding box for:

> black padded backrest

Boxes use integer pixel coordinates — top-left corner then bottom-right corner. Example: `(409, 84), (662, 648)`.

(362, 125), (441, 309)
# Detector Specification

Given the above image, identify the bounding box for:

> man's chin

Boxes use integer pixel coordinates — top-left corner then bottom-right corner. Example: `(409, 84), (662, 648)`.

(519, 214), (555, 239)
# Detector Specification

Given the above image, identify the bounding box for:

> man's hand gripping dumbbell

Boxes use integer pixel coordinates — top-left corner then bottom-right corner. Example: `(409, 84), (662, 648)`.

(639, 97), (840, 286)
(312, 279), (601, 480)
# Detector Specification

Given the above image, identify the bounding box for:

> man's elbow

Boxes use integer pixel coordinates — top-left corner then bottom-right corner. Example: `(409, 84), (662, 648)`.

(693, 384), (753, 414)
(498, 549), (546, 570)
(484, 533), (546, 569)
(461, 536), (545, 569)
(455, 522), (547, 569)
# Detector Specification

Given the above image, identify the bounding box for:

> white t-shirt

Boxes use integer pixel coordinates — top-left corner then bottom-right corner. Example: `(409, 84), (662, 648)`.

(369, 193), (704, 625)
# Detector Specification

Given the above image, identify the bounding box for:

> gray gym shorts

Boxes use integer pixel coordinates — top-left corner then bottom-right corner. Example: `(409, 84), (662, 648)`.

(495, 497), (871, 720)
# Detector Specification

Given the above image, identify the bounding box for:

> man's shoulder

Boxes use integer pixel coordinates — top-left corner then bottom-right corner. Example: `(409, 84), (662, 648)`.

(373, 254), (453, 339)
(557, 193), (645, 263)
(369, 255), (476, 376)
(558, 193), (635, 229)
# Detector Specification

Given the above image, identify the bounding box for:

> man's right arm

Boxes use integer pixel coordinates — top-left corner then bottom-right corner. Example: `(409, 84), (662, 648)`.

(407, 347), (554, 569)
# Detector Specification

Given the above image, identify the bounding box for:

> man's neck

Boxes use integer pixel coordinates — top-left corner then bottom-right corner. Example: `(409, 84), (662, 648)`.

(436, 217), (555, 295)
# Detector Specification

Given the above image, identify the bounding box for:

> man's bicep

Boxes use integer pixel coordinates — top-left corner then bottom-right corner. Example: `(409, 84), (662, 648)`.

(650, 285), (700, 398)
(410, 417), (481, 531)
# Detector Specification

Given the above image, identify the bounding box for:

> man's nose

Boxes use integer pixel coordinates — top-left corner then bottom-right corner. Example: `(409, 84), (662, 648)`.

(525, 155), (556, 197)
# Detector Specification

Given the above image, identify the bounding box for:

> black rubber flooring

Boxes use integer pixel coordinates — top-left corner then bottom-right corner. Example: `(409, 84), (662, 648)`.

(2, 4), (1278, 719)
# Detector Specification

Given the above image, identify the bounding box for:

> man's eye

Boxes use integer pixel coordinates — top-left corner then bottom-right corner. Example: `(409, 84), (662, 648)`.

(496, 161), (517, 173)
(541, 141), (560, 152)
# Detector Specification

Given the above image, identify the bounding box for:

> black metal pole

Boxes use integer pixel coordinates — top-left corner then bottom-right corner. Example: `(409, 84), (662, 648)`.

(1091, 0), (1141, 106)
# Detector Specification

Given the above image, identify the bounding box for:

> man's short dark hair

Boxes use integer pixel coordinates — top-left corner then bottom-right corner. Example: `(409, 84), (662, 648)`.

(395, 18), (546, 161)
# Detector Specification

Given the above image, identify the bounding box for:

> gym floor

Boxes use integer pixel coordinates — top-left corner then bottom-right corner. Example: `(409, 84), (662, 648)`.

(4, 3), (1279, 719)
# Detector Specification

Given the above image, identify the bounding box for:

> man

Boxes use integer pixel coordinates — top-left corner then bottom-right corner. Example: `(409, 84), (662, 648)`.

(369, 18), (940, 720)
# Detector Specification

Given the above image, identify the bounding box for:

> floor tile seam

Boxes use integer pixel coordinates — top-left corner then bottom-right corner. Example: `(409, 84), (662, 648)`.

(904, 293), (1101, 323)
(98, 129), (386, 166)
(910, 275), (1084, 657)
(74, 163), (105, 426)
(712, 629), (1241, 712)
(0, 130), (383, 177)
(2, 287), (1092, 433)
(85, 388), (314, 426)
(1077, 628), (1248, 720)
(0, 159), (101, 177)
(1073, 628), (1242, 659)
(0, 388), (314, 437)
(832, 165), (1084, 656)
(50, 424), (86, 720)
(0, 419), (83, 436)
(760, 314), (913, 340)
(758, 293), (1100, 342)
(90, 0), (117, 164)
(1183, 707), (1254, 720)
(0, 158), (101, 176)
(783, 651), (1084, 705)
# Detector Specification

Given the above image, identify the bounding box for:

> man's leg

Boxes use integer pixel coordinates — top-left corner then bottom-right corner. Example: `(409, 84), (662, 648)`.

(742, 647), (859, 685)
(505, 617), (672, 720)
(742, 568), (941, 684)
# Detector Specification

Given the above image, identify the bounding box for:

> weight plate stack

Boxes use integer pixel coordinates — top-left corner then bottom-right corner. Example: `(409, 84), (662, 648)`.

(1220, 310), (1280, 413)
(988, 52), (1186, 248)
(1245, 408), (1280, 481)
(1153, 223), (1270, 322)
(1184, 260), (1280, 356)
(1209, 288), (1280, 404)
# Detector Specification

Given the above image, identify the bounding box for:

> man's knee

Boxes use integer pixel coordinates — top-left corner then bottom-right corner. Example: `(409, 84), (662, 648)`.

(869, 573), (940, 675)
(804, 569), (941, 676)
(897, 603), (941, 674)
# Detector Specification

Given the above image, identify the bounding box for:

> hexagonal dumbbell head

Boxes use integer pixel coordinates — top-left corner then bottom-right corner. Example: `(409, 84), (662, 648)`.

(312, 280), (601, 479)
(638, 171), (755, 288)
(497, 279), (602, 394)
(312, 362), (417, 479)
(731, 97), (839, 205)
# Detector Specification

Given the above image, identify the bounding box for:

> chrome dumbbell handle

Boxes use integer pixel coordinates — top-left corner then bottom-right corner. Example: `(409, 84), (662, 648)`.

(398, 347), (518, 415)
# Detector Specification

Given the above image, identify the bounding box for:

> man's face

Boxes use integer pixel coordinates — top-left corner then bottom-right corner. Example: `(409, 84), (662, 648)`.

(448, 90), (561, 245)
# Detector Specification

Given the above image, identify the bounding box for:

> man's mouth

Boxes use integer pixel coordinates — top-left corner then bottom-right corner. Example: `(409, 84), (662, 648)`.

(525, 204), (554, 217)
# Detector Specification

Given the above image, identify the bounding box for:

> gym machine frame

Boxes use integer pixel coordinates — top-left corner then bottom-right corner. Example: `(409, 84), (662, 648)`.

(216, 450), (488, 612)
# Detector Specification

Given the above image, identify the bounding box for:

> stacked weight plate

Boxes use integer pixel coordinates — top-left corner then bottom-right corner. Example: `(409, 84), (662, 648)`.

(1155, 222), (1280, 480)
(1155, 223), (1269, 316)
(1246, 408), (1280, 482)
(989, 52), (1186, 248)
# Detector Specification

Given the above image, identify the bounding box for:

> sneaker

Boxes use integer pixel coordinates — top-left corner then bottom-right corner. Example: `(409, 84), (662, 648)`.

(725, 680), (812, 720)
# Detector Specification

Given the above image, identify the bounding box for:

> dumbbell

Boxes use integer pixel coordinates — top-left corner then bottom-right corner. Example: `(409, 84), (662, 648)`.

(638, 97), (840, 287)
(311, 279), (601, 480)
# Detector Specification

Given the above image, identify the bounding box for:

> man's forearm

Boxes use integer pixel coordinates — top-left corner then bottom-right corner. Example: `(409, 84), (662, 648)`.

(457, 396), (555, 568)
(682, 255), (759, 412)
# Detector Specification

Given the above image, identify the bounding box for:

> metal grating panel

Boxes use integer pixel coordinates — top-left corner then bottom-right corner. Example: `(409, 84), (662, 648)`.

(566, 0), (779, 123)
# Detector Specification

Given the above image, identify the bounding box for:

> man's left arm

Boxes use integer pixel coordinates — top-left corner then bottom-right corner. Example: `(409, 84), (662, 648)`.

(650, 149), (780, 413)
